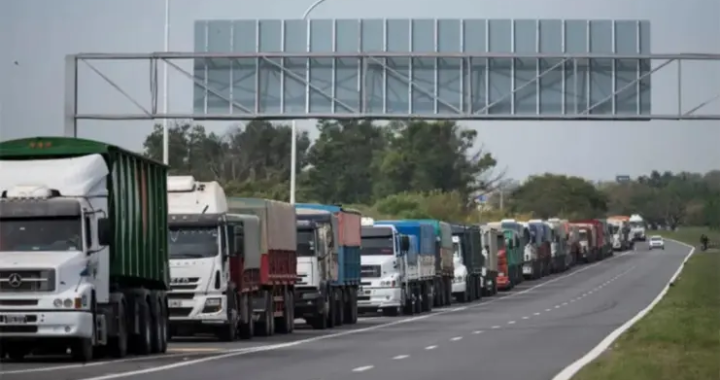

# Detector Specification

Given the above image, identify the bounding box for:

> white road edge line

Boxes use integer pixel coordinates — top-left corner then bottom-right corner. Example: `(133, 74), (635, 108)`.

(352, 365), (375, 372)
(393, 355), (409, 360)
(25, 253), (625, 380)
(552, 239), (695, 380)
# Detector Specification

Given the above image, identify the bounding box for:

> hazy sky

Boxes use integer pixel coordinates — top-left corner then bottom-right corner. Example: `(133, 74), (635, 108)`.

(1, 0), (718, 181)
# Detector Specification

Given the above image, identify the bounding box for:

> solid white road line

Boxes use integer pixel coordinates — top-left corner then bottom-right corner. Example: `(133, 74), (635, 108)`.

(552, 240), (695, 380)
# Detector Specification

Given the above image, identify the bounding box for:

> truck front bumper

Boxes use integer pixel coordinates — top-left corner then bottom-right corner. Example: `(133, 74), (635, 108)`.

(357, 287), (401, 311)
(0, 310), (93, 340)
(168, 293), (228, 332)
(451, 281), (467, 294)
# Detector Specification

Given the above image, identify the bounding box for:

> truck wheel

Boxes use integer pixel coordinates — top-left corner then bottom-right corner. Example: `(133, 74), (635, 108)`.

(255, 292), (274, 337)
(71, 338), (94, 362)
(132, 299), (152, 355)
(327, 291), (337, 328)
(310, 293), (329, 329)
(335, 289), (344, 326)
(238, 294), (255, 339)
(275, 288), (293, 334)
(349, 291), (359, 324)
(150, 296), (168, 352)
(108, 301), (128, 358)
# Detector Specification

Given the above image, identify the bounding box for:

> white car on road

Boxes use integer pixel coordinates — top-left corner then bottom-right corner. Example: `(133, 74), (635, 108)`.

(648, 235), (665, 250)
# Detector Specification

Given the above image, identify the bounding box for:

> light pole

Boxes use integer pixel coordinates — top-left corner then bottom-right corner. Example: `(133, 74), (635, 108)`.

(162, 0), (170, 165)
(290, 0), (329, 204)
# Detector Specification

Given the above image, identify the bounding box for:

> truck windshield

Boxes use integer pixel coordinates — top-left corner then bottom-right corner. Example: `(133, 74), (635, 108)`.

(452, 241), (462, 262)
(168, 227), (219, 259)
(629, 221), (644, 228)
(0, 217), (82, 252)
(297, 230), (315, 257)
(579, 231), (588, 240)
(361, 237), (394, 256)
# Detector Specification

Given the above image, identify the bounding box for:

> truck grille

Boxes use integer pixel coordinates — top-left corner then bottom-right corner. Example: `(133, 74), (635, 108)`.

(360, 265), (381, 278)
(169, 277), (200, 291)
(0, 270), (55, 292)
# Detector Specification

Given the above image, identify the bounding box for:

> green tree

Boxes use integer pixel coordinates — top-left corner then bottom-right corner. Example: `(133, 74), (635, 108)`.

(374, 120), (497, 201)
(509, 174), (608, 219)
(301, 120), (388, 204)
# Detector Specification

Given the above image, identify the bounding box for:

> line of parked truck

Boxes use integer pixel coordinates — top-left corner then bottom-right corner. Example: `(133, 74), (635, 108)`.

(0, 137), (643, 362)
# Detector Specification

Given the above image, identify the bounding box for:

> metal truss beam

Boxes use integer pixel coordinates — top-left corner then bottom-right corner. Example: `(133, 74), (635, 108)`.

(64, 51), (720, 137)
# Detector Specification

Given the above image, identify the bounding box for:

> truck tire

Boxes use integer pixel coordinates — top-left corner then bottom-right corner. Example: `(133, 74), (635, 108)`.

(348, 291), (358, 324)
(108, 301), (128, 358)
(238, 293), (254, 339)
(255, 291), (274, 337)
(131, 299), (152, 355)
(334, 289), (344, 326)
(71, 337), (94, 362)
(217, 293), (239, 342)
(275, 287), (293, 334)
(402, 286), (414, 315)
(151, 295), (169, 351)
(309, 293), (329, 329)
(327, 290), (337, 328)
(413, 286), (422, 314)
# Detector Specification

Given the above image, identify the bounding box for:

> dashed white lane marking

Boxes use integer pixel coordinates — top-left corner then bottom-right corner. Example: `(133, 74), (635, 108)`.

(562, 302), (568, 306)
(545, 308), (552, 312)
(352, 365), (375, 372)
(425, 345), (438, 350)
(492, 325), (501, 329)
(472, 330), (483, 334)
(508, 321), (516, 325)
(451, 336), (463, 341)
(554, 305), (561, 309)
(534, 312), (541, 316)
(522, 316), (530, 319)
(393, 355), (409, 360)
(54, 253), (631, 380)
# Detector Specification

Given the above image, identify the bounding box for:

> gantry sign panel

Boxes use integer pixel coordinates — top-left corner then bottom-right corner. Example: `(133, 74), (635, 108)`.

(193, 19), (651, 118)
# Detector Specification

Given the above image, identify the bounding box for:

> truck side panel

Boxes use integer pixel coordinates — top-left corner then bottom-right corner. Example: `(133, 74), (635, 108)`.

(108, 150), (169, 289)
(467, 226), (487, 273)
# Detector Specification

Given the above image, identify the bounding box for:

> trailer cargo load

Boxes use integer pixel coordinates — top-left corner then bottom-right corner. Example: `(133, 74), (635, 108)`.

(0, 136), (169, 361)
(227, 197), (296, 336)
(295, 204), (361, 286)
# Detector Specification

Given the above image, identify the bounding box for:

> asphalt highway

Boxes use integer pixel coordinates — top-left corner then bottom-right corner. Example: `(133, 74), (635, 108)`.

(0, 241), (691, 380)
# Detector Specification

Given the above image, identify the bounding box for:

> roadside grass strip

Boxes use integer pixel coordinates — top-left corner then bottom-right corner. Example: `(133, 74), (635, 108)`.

(571, 230), (720, 380)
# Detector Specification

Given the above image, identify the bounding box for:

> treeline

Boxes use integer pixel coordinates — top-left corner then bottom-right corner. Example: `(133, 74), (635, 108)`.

(142, 121), (720, 229)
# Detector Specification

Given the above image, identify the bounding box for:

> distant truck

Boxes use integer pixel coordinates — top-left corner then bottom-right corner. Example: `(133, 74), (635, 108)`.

(450, 224), (485, 302)
(411, 220), (454, 307)
(572, 220), (604, 263)
(628, 214), (647, 242)
(358, 219), (429, 316)
(294, 204), (361, 329)
(495, 220), (525, 287)
(0, 137), (169, 361)
(607, 216), (632, 251)
(228, 198), (297, 336)
(479, 225), (502, 294)
(547, 218), (570, 272)
(165, 176), (258, 341)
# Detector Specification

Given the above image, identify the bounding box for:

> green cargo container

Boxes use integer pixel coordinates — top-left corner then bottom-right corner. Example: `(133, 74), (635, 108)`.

(0, 137), (169, 289)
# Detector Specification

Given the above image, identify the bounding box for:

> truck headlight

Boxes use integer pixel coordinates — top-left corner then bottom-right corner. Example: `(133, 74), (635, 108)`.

(53, 298), (63, 308)
(380, 280), (396, 287)
(204, 298), (222, 307)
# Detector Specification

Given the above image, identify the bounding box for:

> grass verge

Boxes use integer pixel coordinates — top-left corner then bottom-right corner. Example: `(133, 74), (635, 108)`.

(572, 227), (720, 380)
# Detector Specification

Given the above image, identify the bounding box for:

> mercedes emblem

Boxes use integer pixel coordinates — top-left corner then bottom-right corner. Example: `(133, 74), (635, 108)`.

(7, 273), (23, 288)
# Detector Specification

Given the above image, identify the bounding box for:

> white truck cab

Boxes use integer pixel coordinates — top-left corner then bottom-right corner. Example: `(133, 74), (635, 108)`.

(0, 158), (109, 352)
(166, 176), (231, 337)
(358, 219), (412, 316)
(451, 236), (467, 297)
(629, 214), (646, 242)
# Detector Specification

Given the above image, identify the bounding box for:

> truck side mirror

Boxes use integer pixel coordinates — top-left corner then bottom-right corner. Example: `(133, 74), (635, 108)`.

(98, 218), (111, 246)
(400, 236), (410, 251)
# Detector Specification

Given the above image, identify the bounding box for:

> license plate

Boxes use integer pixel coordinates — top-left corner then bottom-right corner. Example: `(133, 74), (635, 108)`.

(169, 300), (182, 308)
(523, 267), (531, 274)
(0, 314), (26, 324)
